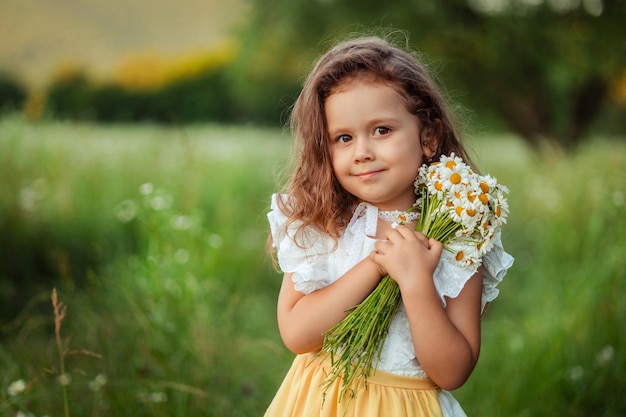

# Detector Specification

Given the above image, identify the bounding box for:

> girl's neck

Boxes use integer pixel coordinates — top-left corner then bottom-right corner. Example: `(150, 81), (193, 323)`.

(377, 208), (419, 223)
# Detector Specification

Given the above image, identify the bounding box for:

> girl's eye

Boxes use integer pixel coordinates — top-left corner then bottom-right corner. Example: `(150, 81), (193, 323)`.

(374, 127), (391, 136)
(336, 134), (352, 143)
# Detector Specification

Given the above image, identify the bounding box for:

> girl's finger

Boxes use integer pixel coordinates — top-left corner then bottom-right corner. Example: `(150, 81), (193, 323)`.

(374, 239), (390, 254)
(414, 231), (429, 244)
(395, 224), (413, 235)
(428, 238), (444, 255)
(412, 231), (434, 249)
(386, 225), (411, 241)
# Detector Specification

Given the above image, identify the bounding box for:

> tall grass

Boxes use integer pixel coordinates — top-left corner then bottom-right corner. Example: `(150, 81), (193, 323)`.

(457, 135), (626, 416)
(1, 114), (624, 416)
(0, 115), (292, 416)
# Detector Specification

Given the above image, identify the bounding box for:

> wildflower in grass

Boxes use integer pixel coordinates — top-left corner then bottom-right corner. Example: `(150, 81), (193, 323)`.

(139, 182), (155, 195)
(174, 248), (190, 264)
(170, 214), (192, 230)
(320, 153), (509, 401)
(137, 390), (168, 403)
(115, 199), (137, 223)
(150, 194), (172, 211)
(595, 345), (615, 366)
(57, 372), (72, 386)
(19, 187), (39, 214)
(18, 178), (48, 215)
(567, 365), (584, 381)
(88, 373), (108, 392)
(7, 379), (26, 396)
(149, 392), (167, 403)
(207, 233), (223, 248)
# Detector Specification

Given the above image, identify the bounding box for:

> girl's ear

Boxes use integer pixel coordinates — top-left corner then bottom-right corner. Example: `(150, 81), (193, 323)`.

(421, 135), (438, 159)
(421, 118), (442, 158)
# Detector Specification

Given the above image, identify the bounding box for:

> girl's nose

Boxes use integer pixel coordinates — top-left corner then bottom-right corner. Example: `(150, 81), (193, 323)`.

(354, 137), (375, 162)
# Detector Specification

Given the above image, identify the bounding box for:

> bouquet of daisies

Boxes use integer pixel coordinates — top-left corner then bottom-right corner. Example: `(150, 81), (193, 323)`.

(320, 153), (509, 401)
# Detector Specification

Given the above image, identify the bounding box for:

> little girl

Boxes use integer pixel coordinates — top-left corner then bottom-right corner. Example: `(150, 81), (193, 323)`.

(265, 35), (514, 417)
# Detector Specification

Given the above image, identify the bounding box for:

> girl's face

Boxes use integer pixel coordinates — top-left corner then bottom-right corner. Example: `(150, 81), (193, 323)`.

(325, 79), (435, 211)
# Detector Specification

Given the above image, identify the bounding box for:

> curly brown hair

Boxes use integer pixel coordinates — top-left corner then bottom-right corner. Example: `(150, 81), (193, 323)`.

(276, 35), (474, 241)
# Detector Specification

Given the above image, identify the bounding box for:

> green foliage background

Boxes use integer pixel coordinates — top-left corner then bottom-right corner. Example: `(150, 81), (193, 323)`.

(3, 1), (625, 149)
(235, 0), (626, 148)
(1, 115), (625, 416)
(0, 75), (26, 112)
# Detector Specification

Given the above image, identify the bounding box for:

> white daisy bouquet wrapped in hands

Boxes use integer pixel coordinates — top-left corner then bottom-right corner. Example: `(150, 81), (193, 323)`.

(320, 153), (509, 401)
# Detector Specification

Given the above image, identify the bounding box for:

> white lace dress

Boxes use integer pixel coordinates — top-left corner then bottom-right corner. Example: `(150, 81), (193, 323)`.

(268, 194), (514, 417)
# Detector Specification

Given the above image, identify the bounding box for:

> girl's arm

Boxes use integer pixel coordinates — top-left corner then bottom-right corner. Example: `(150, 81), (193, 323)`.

(276, 256), (384, 354)
(373, 225), (483, 391)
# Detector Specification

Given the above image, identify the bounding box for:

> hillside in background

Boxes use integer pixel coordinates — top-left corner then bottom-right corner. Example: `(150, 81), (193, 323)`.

(0, 0), (248, 88)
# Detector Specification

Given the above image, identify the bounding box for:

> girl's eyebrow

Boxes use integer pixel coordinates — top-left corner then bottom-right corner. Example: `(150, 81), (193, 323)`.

(326, 123), (351, 138)
(368, 116), (401, 126)
(327, 130), (349, 142)
(328, 116), (400, 136)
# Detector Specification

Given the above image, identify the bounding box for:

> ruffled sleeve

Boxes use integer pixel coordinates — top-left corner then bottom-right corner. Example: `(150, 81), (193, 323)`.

(433, 232), (514, 311)
(267, 194), (336, 294)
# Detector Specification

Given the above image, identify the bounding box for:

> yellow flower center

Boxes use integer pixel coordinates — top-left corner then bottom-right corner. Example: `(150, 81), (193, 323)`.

(467, 192), (476, 202)
(496, 206), (501, 217)
(455, 251), (465, 261)
(450, 173), (462, 184)
(479, 193), (489, 205)
(480, 181), (490, 193)
(467, 208), (476, 217)
(455, 206), (464, 216)
(446, 161), (456, 169)
(435, 181), (443, 191)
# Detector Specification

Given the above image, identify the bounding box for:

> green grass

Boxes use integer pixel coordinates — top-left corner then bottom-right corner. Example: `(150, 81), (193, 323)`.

(0, 115), (292, 416)
(1, 114), (625, 416)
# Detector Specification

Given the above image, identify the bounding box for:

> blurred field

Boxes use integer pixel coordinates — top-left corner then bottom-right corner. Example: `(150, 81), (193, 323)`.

(0, 0), (247, 87)
(1, 114), (625, 416)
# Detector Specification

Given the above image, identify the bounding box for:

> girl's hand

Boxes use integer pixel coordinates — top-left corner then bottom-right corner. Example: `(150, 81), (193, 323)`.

(368, 250), (388, 278)
(372, 225), (443, 289)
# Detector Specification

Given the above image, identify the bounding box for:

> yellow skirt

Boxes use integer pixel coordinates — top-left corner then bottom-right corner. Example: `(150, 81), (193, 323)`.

(264, 353), (443, 417)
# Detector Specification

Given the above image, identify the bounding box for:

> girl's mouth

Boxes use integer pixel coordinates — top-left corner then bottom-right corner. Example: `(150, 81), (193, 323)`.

(355, 170), (382, 180)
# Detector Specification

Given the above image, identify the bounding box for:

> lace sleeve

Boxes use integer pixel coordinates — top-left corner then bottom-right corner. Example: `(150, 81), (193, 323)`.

(433, 232), (514, 311)
(267, 194), (335, 295)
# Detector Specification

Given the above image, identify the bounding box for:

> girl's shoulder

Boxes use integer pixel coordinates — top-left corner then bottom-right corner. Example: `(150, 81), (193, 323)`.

(268, 194), (335, 247)
(267, 193), (337, 294)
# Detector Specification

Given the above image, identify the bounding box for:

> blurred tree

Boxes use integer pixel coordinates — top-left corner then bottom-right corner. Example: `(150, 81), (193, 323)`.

(47, 72), (95, 120)
(0, 74), (26, 113)
(45, 46), (240, 124)
(238, 0), (626, 150)
(426, 0), (626, 151)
